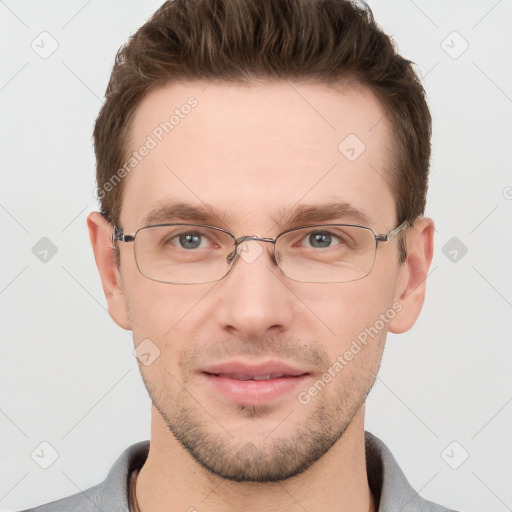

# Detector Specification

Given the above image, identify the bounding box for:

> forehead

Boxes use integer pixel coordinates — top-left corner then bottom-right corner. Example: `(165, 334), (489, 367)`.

(120, 80), (396, 233)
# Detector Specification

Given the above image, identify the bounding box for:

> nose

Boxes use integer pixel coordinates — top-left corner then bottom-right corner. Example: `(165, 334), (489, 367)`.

(215, 239), (294, 339)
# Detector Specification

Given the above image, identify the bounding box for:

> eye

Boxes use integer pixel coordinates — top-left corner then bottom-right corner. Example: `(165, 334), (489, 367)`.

(175, 232), (204, 249)
(165, 230), (215, 250)
(302, 230), (343, 249)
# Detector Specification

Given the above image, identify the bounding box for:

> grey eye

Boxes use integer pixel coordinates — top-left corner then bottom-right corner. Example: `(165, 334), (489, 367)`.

(177, 233), (203, 249)
(308, 231), (333, 248)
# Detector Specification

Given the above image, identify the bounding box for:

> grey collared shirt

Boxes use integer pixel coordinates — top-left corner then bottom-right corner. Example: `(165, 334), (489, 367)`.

(17, 431), (459, 512)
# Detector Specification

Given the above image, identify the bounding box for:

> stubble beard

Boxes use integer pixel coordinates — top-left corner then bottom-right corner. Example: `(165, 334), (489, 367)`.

(141, 366), (380, 482)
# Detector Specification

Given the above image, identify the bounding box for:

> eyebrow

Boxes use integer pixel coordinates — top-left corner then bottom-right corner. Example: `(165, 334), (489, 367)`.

(274, 202), (370, 227)
(142, 202), (233, 227)
(141, 201), (371, 230)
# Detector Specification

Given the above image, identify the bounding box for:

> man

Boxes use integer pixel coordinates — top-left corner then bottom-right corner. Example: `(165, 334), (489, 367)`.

(20, 0), (458, 510)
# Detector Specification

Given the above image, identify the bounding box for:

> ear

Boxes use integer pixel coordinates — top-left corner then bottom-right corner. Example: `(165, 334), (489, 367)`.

(388, 216), (435, 334)
(87, 212), (131, 330)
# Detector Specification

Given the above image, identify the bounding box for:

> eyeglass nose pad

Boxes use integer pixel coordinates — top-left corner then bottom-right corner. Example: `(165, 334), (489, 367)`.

(225, 241), (279, 267)
(269, 248), (280, 267)
(226, 249), (238, 265)
(225, 237), (252, 266)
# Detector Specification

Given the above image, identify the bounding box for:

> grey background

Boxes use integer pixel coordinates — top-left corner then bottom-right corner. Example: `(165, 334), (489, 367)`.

(1, 1), (511, 511)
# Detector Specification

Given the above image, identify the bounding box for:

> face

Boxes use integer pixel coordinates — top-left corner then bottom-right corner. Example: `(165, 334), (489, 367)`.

(91, 80), (426, 482)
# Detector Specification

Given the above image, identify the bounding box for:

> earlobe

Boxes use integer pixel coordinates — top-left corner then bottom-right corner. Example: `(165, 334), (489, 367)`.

(388, 217), (435, 334)
(87, 212), (132, 330)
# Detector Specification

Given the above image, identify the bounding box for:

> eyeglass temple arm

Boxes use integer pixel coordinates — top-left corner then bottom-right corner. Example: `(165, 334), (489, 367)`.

(112, 226), (135, 243)
(375, 219), (411, 242)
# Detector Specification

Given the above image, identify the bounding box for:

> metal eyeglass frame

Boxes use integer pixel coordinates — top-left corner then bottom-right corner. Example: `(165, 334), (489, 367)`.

(112, 219), (411, 284)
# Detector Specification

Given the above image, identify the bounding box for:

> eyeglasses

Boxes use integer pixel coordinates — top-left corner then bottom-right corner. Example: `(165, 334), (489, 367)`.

(112, 220), (410, 284)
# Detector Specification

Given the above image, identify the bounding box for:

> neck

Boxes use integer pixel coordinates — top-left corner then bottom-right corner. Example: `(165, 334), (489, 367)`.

(135, 406), (375, 512)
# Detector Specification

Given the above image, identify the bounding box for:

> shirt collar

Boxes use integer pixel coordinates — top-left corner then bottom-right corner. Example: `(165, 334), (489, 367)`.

(96, 431), (452, 512)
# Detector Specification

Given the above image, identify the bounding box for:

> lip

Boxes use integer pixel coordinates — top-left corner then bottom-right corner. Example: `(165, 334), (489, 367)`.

(199, 360), (311, 405)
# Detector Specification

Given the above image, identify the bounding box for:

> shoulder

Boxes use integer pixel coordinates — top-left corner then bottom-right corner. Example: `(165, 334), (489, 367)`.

(15, 482), (106, 512)
(365, 431), (460, 512)
(15, 441), (150, 512)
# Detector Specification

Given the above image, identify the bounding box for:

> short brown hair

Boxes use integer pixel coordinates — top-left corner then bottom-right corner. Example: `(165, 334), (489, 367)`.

(93, 0), (431, 263)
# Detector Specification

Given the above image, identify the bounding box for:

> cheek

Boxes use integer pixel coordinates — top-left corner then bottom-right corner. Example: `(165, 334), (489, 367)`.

(297, 280), (393, 343)
(126, 284), (208, 384)
(125, 278), (217, 343)
(318, 284), (392, 384)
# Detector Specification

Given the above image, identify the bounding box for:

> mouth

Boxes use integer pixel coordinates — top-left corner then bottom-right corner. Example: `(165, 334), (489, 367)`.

(199, 361), (311, 405)
(205, 372), (292, 381)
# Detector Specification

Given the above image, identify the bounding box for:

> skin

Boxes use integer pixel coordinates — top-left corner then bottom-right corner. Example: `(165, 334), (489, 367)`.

(88, 80), (434, 512)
